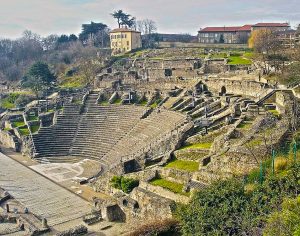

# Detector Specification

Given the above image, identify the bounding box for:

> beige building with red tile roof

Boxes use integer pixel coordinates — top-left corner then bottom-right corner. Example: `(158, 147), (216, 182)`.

(110, 28), (142, 55)
(198, 23), (290, 44)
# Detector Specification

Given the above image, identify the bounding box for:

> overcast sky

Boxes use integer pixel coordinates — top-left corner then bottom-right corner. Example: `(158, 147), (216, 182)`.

(1, 0), (300, 39)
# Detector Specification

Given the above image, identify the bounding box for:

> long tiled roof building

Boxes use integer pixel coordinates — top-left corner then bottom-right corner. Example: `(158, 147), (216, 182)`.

(198, 23), (291, 44)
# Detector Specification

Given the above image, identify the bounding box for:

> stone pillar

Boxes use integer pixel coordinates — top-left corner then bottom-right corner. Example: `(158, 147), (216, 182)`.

(6, 204), (9, 213)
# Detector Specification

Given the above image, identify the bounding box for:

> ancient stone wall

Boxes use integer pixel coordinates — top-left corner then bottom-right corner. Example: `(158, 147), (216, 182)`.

(0, 130), (19, 151)
(119, 187), (174, 223)
(158, 168), (191, 184)
(204, 78), (267, 97)
(138, 181), (189, 203)
(204, 60), (226, 74)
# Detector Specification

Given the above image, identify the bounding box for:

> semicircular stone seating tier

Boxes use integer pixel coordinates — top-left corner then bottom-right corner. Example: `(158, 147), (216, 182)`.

(32, 91), (189, 167)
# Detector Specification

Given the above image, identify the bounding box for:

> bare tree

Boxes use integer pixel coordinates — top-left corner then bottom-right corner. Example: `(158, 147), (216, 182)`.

(42, 34), (59, 51)
(136, 19), (157, 35)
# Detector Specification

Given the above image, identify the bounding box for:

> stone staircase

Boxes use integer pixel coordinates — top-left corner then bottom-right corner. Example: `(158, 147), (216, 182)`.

(70, 92), (146, 160)
(32, 103), (81, 158)
(31, 91), (191, 169)
(255, 89), (276, 106)
(102, 109), (189, 167)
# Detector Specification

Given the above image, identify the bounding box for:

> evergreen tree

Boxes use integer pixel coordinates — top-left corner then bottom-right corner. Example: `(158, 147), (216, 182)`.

(21, 61), (55, 97)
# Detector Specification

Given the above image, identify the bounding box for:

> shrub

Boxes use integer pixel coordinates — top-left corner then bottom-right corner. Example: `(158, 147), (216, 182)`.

(110, 176), (122, 190)
(244, 183), (256, 194)
(274, 157), (288, 172)
(264, 196), (300, 236)
(110, 176), (139, 193)
(121, 177), (139, 194)
(175, 163), (300, 235)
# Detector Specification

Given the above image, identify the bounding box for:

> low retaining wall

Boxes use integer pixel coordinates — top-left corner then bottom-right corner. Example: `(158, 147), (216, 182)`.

(139, 181), (189, 204)
(204, 78), (268, 97)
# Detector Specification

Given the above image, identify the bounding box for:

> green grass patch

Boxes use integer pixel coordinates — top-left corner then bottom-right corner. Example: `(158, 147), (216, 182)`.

(0, 99), (15, 109)
(113, 98), (122, 104)
(0, 92), (31, 109)
(165, 159), (199, 172)
(210, 53), (228, 59)
(99, 100), (109, 105)
(150, 99), (162, 109)
(237, 122), (252, 129)
(150, 178), (189, 196)
(243, 52), (255, 59)
(180, 142), (212, 150)
(150, 103), (158, 108)
(59, 76), (85, 89)
(247, 138), (262, 147)
(268, 109), (280, 116)
(12, 121), (25, 128)
(30, 125), (40, 133)
(19, 127), (30, 136)
(228, 56), (252, 65)
(3, 128), (12, 131)
(27, 115), (38, 121)
(139, 99), (148, 106)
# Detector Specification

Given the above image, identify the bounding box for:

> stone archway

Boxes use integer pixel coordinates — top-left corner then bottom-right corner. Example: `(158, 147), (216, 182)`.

(220, 86), (226, 96)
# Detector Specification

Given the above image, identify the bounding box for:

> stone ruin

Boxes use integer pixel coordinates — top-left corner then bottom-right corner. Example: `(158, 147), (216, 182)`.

(0, 48), (299, 231)
(0, 188), (50, 236)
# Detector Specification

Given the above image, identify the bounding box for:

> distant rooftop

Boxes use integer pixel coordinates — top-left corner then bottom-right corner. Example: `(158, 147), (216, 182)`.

(199, 25), (252, 33)
(110, 28), (141, 33)
(199, 23), (290, 33)
(253, 23), (290, 27)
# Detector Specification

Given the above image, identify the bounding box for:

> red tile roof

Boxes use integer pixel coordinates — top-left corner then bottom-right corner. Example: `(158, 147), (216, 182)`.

(199, 23), (290, 33)
(199, 25), (252, 33)
(238, 25), (253, 31)
(253, 23), (289, 27)
(199, 26), (242, 32)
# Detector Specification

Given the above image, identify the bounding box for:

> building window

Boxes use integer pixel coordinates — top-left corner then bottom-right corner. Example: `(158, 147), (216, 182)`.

(127, 41), (129, 46)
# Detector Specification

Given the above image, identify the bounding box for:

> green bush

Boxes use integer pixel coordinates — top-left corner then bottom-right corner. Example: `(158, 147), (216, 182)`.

(264, 196), (300, 236)
(121, 177), (139, 194)
(110, 176), (139, 193)
(175, 163), (300, 235)
(110, 176), (122, 190)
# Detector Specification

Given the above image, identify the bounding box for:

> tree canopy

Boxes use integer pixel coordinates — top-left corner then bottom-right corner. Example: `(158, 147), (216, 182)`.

(21, 61), (56, 97)
(111, 10), (136, 28)
(79, 21), (109, 47)
(248, 29), (280, 54)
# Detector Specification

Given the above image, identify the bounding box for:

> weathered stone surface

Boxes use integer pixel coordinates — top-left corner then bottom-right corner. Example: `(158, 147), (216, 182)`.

(0, 152), (90, 226)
